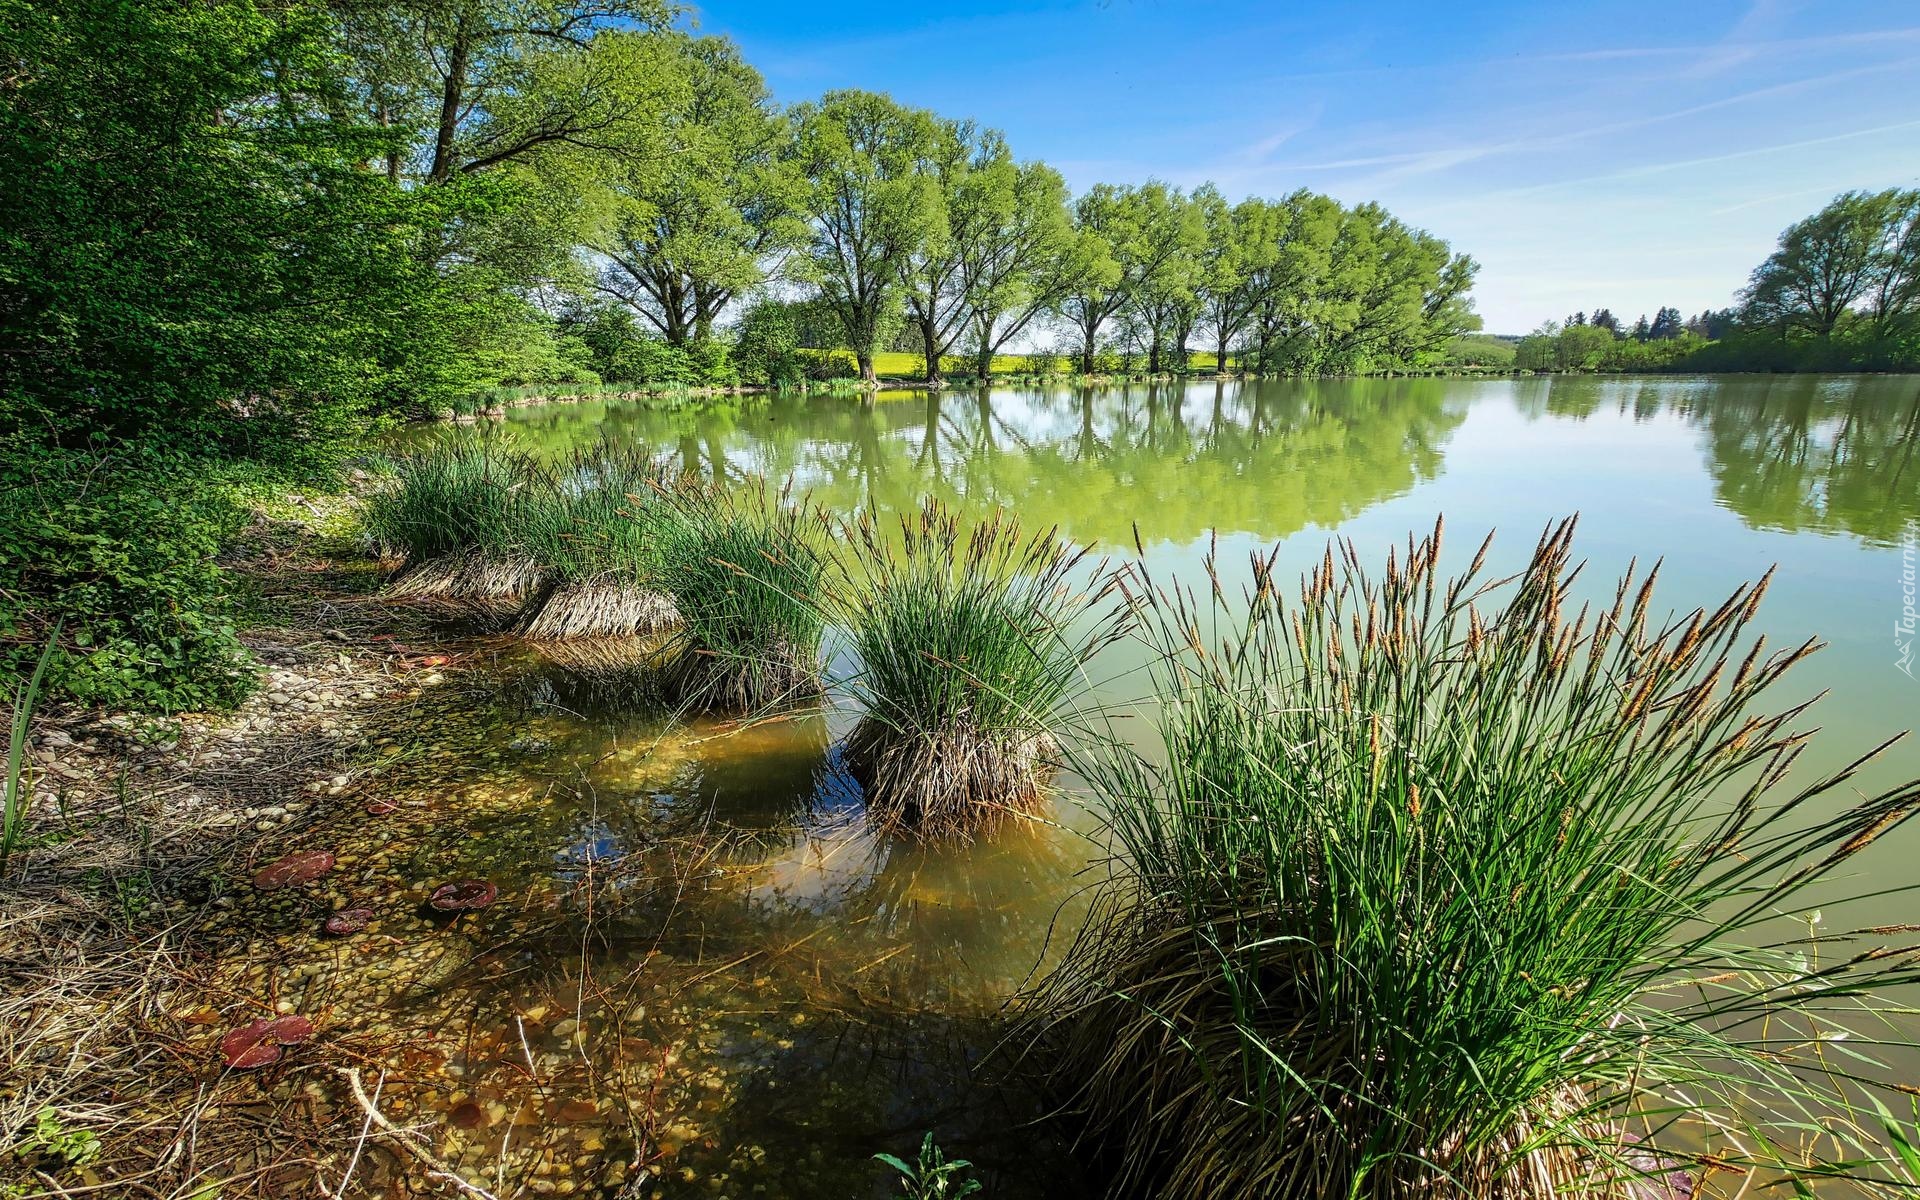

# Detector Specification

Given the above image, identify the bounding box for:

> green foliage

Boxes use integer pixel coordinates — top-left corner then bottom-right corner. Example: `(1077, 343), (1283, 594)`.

(587, 33), (804, 347)
(732, 299), (808, 386)
(874, 1132), (982, 1200)
(1026, 519), (1920, 1198)
(7, 1108), (103, 1172)
(0, 449), (260, 711)
(790, 90), (948, 380)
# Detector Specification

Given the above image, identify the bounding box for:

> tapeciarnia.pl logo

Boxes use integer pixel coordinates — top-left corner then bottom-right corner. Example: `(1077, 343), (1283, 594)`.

(1899, 521), (1917, 679)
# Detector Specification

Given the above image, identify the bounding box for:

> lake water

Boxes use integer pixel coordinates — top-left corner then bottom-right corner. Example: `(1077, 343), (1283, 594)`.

(345, 375), (1919, 1198)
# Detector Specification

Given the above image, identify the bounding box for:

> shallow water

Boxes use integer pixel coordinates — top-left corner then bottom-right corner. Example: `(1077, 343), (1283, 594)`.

(343, 375), (1920, 1195)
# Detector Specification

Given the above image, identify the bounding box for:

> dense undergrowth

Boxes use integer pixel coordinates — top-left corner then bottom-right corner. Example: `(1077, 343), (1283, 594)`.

(0, 443), (339, 711)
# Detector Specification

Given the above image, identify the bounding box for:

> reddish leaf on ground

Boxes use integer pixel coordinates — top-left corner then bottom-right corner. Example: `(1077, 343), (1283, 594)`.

(323, 908), (375, 936)
(253, 850), (335, 890)
(219, 1015), (312, 1069)
(429, 880), (499, 912)
(448, 1100), (487, 1129)
(366, 799), (399, 816)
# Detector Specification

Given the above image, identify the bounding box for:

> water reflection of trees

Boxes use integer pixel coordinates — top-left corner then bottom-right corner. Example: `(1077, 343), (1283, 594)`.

(1516, 375), (1919, 546)
(500, 379), (1468, 547)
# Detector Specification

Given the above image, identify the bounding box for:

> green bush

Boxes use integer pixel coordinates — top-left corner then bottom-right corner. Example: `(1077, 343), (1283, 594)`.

(0, 449), (259, 712)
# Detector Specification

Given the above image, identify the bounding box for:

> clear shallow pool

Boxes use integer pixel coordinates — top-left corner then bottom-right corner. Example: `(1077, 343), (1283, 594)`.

(337, 375), (1920, 1196)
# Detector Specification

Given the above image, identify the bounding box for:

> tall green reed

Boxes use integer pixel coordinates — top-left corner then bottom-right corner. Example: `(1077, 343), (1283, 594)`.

(2, 632), (58, 876)
(1021, 517), (1920, 1199)
(361, 434), (552, 565)
(832, 500), (1128, 835)
(516, 443), (688, 640)
(652, 480), (830, 711)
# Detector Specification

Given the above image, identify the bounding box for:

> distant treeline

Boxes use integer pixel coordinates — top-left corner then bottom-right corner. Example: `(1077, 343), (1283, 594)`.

(1513, 190), (1920, 374)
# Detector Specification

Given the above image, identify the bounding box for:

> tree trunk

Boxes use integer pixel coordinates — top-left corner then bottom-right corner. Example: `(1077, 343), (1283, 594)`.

(975, 345), (993, 380)
(920, 321), (942, 386)
(1217, 336), (1231, 376)
(1148, 338), (1162, 375)
(428, 23), (469, 185)
(1080, 343), (1095, 375)
(858, 352), (877, 385)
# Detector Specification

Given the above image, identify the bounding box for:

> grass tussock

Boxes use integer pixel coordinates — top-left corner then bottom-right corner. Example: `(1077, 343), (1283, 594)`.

(653, 481), (830, 712)
(518, 444), (687, 640)
(361, 435), (551, 605)
(835, 501), (1128, 836)
(1020, 516), (1920, 1199)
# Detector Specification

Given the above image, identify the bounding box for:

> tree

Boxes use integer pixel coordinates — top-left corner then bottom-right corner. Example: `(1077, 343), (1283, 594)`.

(1244, 191), (1339, 374)
(789, 90), (946, 384)
(897, 121), (1007, 384)
(1123, 187), (1206, 373)
(587, 35), (803, 347)
(1590, 308), (1620, 335)
(1741, 191), (1903, 337)
(335, 1), (674, 187)
(1196, 191), (1260, 376)
(1056, 182), (1202, 374)
(1649, 306), (1684, 340)
(956, 160), (1078, 380)
(0, 0), (501, 442)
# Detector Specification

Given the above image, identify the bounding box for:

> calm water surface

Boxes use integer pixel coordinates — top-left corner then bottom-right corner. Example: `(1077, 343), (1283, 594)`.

(354, 375), (1918, 1197)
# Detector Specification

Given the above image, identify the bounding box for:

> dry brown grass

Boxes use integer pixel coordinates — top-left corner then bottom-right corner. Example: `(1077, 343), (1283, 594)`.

(518, 578), (680, 642)
(843, 723), (1056, 838)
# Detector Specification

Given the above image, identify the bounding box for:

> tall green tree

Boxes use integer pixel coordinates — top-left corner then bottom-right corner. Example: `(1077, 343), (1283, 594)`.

(896, 121), (1005, 384)
(1741, 190), (1915, 337)
(587, 34), (803, 346)
(1244, 191), (1340, 373)
(1196, 192), (1261, 374)
(789, 90), (946, 383)
(956, 161), (1078, 380)
(0, 0), (497, 443)
(1057, 182), (1201, 375)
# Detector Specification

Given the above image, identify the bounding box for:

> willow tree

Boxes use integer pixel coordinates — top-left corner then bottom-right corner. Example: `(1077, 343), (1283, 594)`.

(1057, 182), (1201, 375)
(896, 121), (1005, 385)
(957, 160), (1079, 380)
(587, 35), (804, 346)
(1196, 193), (1264, 375)
(789, 90), (946, 384)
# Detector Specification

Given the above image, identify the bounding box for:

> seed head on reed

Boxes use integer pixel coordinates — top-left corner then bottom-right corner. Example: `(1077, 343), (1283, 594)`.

(834, 501), (1128, 837)
(361, 435), (552, 605)
(651, 480), (830, 712)
(517, 443), (685, 641)
(1020, 516), (1920, 1200)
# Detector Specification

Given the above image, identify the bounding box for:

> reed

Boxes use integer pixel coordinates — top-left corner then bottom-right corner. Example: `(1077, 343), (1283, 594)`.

(517, 443), (684, 641)
(361, 435), (552, 605)
(834, 501), (1127, 836)
(1020, 517), (1920, 1199)
(652, 480), (829, 712)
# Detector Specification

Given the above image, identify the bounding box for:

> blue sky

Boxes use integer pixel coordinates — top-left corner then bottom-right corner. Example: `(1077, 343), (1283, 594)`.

(687, 0), (1920, 335)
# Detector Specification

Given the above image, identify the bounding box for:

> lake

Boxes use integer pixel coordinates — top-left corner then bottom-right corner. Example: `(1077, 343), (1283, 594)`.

(362, 374), (1920, 1197)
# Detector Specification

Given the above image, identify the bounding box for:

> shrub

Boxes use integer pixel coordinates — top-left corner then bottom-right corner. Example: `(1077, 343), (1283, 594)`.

(0, 449), (257, 711)
(1021, 517), (1920, 1199)
(834, 501), (1127, 835)
(653, 481), (829, 711)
